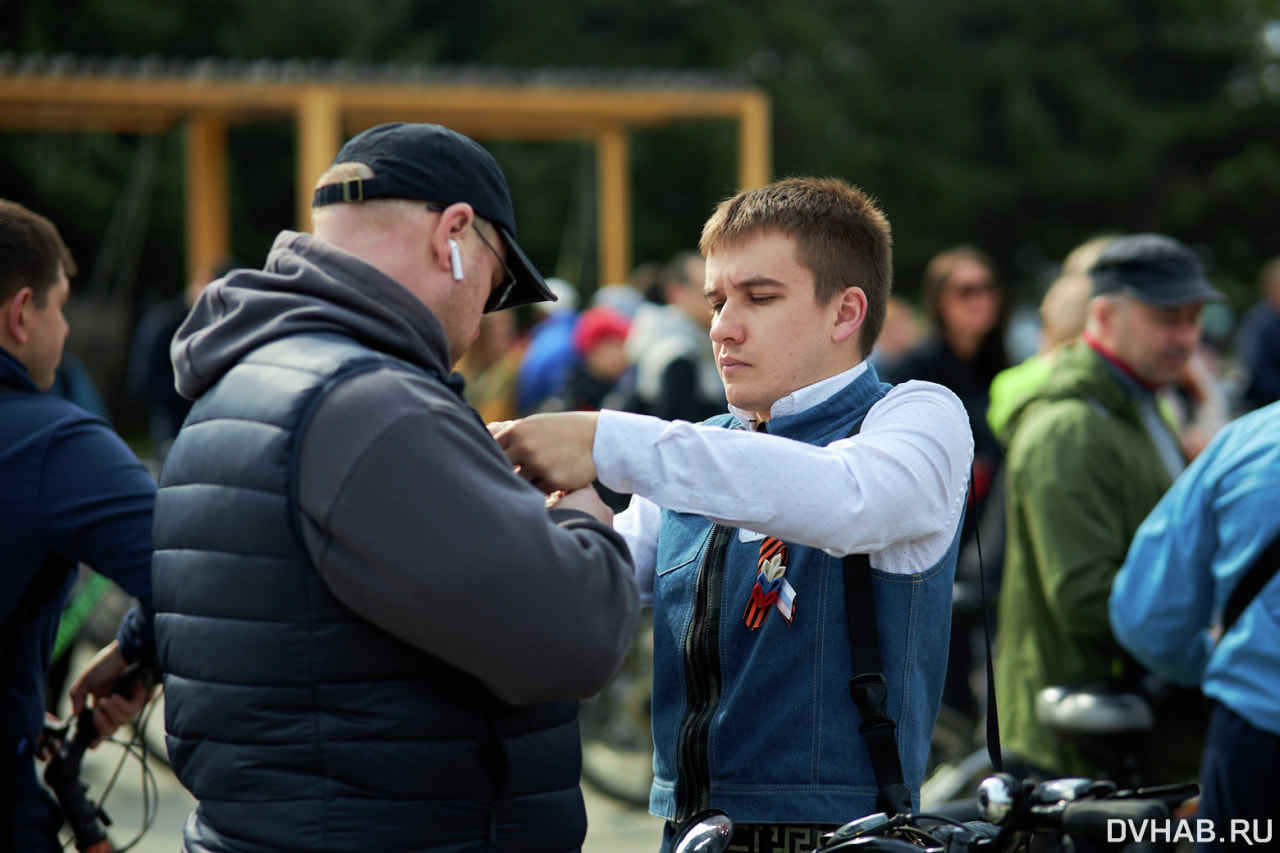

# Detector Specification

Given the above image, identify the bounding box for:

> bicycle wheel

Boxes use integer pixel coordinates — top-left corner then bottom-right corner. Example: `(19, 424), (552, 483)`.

(579, 609), (654, 808)
(920, 705), (988, 810)
(927, 703), (980, 772)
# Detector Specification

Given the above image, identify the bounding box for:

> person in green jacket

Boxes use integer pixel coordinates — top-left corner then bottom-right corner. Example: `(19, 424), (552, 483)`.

(995, 233), (1223, 784)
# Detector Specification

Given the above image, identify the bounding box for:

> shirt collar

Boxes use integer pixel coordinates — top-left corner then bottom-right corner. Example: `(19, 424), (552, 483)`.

(0, 345), (39, 392)
(1082, 330), (1161, 394)
(730, 362), (869, 428)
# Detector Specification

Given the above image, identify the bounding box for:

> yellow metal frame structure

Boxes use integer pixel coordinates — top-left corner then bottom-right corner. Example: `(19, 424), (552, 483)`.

(0, 59), (772, 288)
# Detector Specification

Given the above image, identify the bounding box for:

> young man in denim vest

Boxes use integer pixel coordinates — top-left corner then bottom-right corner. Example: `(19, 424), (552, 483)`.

(497, 177), (973, 852)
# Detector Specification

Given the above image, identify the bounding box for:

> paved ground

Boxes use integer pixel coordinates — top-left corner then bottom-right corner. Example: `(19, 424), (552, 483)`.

(71, 736), (665, 853)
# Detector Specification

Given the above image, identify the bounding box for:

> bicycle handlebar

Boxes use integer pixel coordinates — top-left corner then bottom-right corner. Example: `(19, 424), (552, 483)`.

(819, 773), (1185, 852)
(42, 658), (161, 853)
(1058, 797), (1170, 840)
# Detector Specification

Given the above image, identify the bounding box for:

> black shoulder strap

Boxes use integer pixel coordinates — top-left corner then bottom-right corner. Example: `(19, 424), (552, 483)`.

(1221, 528), (1280, 637)
(839, 408), (912, 816)
(843, 552), (912, 815)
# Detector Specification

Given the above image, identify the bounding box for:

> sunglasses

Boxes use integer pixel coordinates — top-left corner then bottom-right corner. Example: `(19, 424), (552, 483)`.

(944, 282), (997, 301)
(427, 203), (518, 313)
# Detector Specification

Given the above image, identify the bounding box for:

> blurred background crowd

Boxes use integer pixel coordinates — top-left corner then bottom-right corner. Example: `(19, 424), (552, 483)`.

(2, 0), (1279, 461)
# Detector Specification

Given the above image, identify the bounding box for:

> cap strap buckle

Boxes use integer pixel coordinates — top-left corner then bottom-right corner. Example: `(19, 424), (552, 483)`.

(341, 177), (365, 203)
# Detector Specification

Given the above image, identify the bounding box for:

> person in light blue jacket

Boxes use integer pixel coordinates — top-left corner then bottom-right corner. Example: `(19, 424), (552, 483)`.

(1110, 400), (1280, 850)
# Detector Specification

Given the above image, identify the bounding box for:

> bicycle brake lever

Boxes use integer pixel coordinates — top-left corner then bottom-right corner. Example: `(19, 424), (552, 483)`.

(822, 812), (907, 845)
(43, 656), (161, 853)
(41, 715), (72, 749)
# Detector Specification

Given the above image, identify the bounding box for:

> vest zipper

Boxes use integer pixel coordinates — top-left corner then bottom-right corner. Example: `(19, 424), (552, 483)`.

(674, 524), (731, 822)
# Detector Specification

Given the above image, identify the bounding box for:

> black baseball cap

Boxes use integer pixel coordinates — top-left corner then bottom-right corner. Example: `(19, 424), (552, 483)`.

(312, 122), (556, 313)
(1088, 233), (1225, 308)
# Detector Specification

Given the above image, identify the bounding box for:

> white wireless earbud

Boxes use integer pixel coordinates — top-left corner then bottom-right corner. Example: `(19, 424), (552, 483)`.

(449, 239), (464, 281)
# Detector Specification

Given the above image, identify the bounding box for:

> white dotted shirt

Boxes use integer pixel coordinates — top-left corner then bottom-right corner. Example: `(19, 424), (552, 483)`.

(593, 363), (975, 602)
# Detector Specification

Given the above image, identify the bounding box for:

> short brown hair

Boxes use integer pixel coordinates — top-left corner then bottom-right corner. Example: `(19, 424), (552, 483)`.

(698, 177), (892, 358)
(0, 200), (77, 307)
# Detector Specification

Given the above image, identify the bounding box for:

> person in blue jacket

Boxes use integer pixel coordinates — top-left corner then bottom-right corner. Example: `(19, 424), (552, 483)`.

(1111, 400), (1280, 850)
(0, 199), (157, 852)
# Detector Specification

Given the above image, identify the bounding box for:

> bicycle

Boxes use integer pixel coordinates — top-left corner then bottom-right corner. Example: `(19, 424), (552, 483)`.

(671, 771), (1190, 853)
(41, 658), (165, 853)
(578, 607), (655, 807)
(921, 677), (1199, 817)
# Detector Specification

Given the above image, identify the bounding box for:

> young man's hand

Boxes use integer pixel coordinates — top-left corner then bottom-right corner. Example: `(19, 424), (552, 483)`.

(547, 485), (614, 526)
(492, 411), (601, 494)
(68, 641), (153, 741)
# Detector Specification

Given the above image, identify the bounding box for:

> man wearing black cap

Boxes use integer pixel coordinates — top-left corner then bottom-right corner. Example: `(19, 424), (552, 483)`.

(995, 232), (1223, 785)
(151, 123), (639, 853)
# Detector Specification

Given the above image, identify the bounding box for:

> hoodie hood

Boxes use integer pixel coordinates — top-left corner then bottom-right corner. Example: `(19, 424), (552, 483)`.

(998, 339), (1134, 448)
(172, 231), (452, 400)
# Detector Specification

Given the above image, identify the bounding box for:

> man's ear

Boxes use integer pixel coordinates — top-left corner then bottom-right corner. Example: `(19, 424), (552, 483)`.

(1087, 295), (1114, 338)
(832, 286), (867, 344)
(1, 287), (34, 348)
(429, 202), (475, 278)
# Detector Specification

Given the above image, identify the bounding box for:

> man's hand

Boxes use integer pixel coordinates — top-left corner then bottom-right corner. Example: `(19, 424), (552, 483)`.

(1177, 348), (1229, 461)
(68, 640), (152, 740)
(492, 411), (601, 494)
(548, 485), (614, 526)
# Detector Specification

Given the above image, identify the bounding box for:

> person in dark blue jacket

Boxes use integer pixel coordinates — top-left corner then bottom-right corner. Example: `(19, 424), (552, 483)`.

(0, 199), (157, 853)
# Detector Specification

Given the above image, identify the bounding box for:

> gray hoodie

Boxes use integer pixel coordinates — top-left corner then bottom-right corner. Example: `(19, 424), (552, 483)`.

(171, 230), (639, 704)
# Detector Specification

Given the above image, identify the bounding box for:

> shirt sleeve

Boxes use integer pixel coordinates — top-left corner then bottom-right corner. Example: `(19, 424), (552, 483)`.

(298, 370), (640, 706)
(1109, 474), (1216, 687)
(1010, 402), (1134, 642)
(613, 494), (663, 604)
(1110, 429), (1280, 688)
(593, 380), (973, 560)
(39, 415), (158, 659)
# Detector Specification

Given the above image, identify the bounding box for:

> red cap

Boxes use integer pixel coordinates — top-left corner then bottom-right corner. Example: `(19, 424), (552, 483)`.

(572, 306), (631, 355)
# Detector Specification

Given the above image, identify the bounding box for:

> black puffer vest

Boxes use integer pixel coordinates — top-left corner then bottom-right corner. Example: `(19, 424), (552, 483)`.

(153, 333), (585, 852)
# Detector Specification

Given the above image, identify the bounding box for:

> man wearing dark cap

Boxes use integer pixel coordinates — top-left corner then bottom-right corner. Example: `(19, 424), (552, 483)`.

(151, 123), (639, 853)
(995, 232), (1223, 785)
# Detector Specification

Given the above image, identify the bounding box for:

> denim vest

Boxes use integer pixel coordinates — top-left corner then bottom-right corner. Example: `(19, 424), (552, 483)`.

(649, 367), (960, 825)
(154, 333), (585, 853)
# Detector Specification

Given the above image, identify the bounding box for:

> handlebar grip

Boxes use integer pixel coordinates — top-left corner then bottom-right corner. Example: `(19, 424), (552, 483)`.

(44, 656), (161, 852)
(1061, 798), (1170, 840)
(43, 707), (110, 851)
